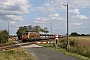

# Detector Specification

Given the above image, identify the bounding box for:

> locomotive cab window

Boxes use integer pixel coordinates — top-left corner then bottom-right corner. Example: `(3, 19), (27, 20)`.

(23, 33), (28, 36)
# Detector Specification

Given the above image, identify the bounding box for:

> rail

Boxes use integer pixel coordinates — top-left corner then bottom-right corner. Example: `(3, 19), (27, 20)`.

(0, 44), (20, 51)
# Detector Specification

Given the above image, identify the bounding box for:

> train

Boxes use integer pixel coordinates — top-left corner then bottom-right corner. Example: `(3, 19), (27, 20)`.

(22, 32), (40, 42)
(22, 32), (63, 42)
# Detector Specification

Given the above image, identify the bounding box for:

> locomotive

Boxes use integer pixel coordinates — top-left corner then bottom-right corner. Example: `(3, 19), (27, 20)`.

(22, 32), (40, 42)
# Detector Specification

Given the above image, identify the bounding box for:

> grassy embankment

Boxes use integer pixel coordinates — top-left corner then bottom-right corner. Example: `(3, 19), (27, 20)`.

(39, 36), (90, 60)
(0, 47), (34, 60)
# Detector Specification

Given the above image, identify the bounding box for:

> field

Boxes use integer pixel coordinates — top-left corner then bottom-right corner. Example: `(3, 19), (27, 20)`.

(69, 36), (90, 47)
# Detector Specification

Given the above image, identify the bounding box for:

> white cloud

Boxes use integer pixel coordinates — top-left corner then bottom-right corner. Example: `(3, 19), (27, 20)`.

(50, 13), (59, 17)
(34, 20), (44, 24)
(72, 15), (88, 19)
(35, 17), (48, 21)
(50, 13), (63, 20)
(51, 17), (63, 20)
(35, 17), (41, 21)
(69, 9), (80, 14)
(6, 15), (23, 21)
(78, 26), (86, 28)
(71, 23), (83, 26)
(0, 0), (30, 21)
(10, 21), (15, 24)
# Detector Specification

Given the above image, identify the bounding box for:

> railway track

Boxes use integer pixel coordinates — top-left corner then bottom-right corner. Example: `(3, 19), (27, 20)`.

(0, 44), (20, 51)
(0, 40), (42, 51)
(0, 38), (57, 51)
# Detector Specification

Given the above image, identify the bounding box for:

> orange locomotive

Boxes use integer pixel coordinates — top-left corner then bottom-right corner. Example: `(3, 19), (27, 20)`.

(22, 32), (40, 42)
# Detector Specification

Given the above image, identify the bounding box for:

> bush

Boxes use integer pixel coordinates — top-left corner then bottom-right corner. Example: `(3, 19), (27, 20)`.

(58, 38), (78, 49)
(69, 39), (78, 47)
(0, 30), (8, 44)
(59, 38), (67, 48)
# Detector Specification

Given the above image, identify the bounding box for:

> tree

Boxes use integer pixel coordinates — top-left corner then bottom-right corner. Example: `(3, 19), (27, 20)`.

(16, 26), (27, 40)
(36, 26), (41, 33)
(70, 32), (78, 36)
(0, 30), (8, 43)
(43, 27), (49, 33)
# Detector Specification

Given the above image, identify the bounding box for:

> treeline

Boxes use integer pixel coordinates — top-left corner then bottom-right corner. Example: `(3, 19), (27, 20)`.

(0, 30), (8, 43)
(70, 32), (90, 36)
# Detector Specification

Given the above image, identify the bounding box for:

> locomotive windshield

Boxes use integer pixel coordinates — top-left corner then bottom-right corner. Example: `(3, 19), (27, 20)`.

(22, 32), (28, 36)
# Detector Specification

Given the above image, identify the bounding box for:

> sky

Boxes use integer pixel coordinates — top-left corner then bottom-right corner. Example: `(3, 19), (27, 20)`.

(0, 0), (90, 35)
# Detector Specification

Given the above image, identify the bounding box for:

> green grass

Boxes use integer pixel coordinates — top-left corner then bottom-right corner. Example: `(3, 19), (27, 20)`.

(0, 47), (34, 60)
(39, 43), (90, 60)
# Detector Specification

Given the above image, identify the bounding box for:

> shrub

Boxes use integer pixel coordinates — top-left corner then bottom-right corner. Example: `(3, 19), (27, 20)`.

(59, 38), (67, 49)
(0, 30), (8, 44)
(58, 38), (78, 49)
(69, 39), (78, 47)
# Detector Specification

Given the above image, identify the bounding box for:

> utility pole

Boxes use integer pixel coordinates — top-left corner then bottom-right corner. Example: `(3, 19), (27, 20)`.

(8, 22), (9, 39)
(63, 4), (70, 51)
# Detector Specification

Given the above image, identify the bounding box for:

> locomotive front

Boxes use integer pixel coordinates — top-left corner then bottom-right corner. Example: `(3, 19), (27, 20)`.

(22, 32), (29, 42)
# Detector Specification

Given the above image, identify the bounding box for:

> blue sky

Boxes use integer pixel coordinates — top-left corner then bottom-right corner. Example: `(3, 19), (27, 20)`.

(0, 0), (90, 35)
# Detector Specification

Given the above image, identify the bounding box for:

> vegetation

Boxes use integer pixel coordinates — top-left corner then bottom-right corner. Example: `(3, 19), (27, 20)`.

(58, 37), (90, 58)
(0, 47), (34, 60)
(16, 26), (27, 40)
(58, 38), (78, 49)
(68, 36), (90, 57)
(70, 32), (90, 36)
(70, 32), (79, 36)
(5, 40), (16, 45)
(0, 30), (8, 44)
(0, 30), (17, 46)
